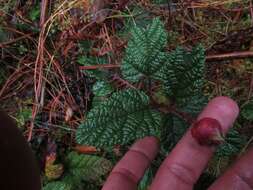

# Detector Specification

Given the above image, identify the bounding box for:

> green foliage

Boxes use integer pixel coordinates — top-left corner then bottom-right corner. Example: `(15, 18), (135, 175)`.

(151, 0), (171, 4)
(66, 152), (112, 183)
(216, 129), (246, 158)
(205, 128), (246, 180)
(121, 18), (206, 112)
(76, 89), (162, 148)
(76, 18), (207, 150)
(138, 168), (153, 190)
(44, 181), (72, 190)
(43, 152), (112, 190)
(77, 56), (109, 80)
(121, 18), (167, 82)
(15, 107), (32, 128)
(177, 94), (207, 115)
(160, 114), (188, 154)
(91, 81), (114, 107)
(92, 81), (114, 97)
(241, 100), (253, 121)
(29, 4), (40, 21)
(17, 44), (28, 55)
(156, 45), (206, 108)
(0, 27), (8, 43)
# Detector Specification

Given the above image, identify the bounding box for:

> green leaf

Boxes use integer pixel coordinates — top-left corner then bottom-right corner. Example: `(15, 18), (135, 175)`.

(66, 152), (112, 183)
(29, 5), (40, 21)
(91, 81), (114, 107)
(78, 41), (93, 52)
(177, 94), (207, 116)
(241, 101), (253, 121)
(159, 46), (205, 98)
(216, 129), (246, 158)
(43, 181), (73, 190)
(92, 81), (114, 97)
(138, 168), (153, 190)
(155, 45), (206, 110)
(43, 152), (112, 190)
(77, 56), (109, 80)
(91, 96), (108, 108)
(120, 16), (206, 114)
(160, 114), (188, 153)
(76, 89), (162, 148)
(121, 18), (167, 82)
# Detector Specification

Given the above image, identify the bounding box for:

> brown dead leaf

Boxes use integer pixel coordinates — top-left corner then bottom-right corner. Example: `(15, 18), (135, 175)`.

(83, 0), (91, 12)
(46, 152), (57, 166)
(74, 145), (99, 154)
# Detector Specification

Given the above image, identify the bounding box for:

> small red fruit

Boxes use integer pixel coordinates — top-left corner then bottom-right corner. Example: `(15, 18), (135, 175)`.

(191, 117), (224, 146)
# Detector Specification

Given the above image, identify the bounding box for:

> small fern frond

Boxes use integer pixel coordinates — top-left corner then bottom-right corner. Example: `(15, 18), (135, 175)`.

(76, 89), (162, 148)
(121, 18), (167, 82)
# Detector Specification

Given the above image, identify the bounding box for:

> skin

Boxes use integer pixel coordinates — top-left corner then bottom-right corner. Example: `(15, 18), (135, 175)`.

(0, 111), (41, 190)
(102, 96), (253, 190)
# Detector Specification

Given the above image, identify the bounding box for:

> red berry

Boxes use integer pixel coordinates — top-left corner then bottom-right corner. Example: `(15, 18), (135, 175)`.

(191, 117), (224, 146)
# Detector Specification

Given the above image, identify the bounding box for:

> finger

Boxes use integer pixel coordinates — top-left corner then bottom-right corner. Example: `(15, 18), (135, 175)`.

(208, 148), (253, 190)
(150, 96), (239, 190)
(102, 136), (159, 190)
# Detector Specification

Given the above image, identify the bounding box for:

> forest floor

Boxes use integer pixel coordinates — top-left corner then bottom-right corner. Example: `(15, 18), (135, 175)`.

(1, 0), (253, 189)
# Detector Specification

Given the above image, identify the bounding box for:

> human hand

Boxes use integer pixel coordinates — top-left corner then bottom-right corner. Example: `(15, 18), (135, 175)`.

(102, 97), (253, 190)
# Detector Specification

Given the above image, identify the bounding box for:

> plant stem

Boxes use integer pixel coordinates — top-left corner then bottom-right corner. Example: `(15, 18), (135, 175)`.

(151, 99), (195, 124)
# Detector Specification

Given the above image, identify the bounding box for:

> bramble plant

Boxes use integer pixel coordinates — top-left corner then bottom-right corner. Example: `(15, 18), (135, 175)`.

(1, 1), (250, 189)
(44, 17), (245, 190)
(76, 18), (245, 157)
(76, 18), (207, 149)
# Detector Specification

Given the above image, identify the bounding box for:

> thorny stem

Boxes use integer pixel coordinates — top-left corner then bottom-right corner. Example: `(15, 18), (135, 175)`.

(151, 99), (195, 125)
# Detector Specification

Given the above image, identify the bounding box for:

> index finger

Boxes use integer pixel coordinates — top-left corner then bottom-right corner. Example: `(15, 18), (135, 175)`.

(102, 136), (159, 190)
(150, 96), (239, 190)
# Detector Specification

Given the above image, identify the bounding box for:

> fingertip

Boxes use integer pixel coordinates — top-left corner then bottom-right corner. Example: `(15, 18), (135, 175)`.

(103, 136), (160, 190)
(198, 96), (239, 131)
